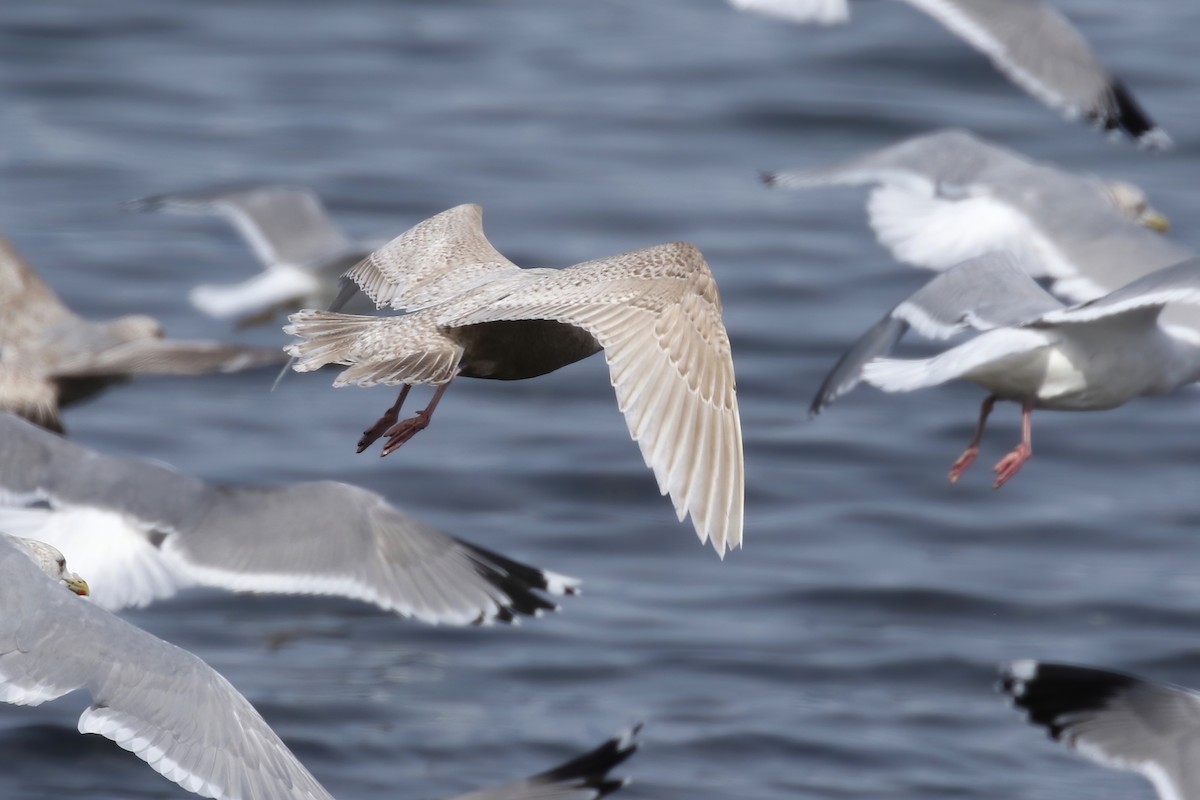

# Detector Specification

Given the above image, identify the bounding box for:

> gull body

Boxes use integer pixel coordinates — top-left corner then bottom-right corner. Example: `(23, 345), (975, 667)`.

(813, 253), (1200, 485)
(286, 204), (744, 557)
(0, 234), (284, 432)
(0, 533), (639, 800)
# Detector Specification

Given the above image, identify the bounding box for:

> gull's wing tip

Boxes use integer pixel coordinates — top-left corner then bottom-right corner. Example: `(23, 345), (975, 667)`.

(1138, 128), (1173, 152)
(532, 723), (643, 798)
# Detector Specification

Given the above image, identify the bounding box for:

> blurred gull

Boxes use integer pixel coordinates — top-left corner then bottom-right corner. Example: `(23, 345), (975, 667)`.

(285, 204), (744, 558)
(0, 533), (639, 800)
(128, 184), (374, 324)
(811, 253), (1200, 487)
(7, 535), (89, 596)
(0, 233), (284, 433)
(764, 129), (1191, 302)
(731, 0), (1170, 147)
(0, 414), (577, 623)
(1001, 660), (1200, 800)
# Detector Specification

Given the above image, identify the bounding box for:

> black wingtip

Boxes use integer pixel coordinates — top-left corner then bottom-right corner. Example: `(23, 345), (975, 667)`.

(533, 724), (642, 798)
(999, 660), (1138, 741)
(1106, 80), (1171, 150)
(456, 539), (581, 624)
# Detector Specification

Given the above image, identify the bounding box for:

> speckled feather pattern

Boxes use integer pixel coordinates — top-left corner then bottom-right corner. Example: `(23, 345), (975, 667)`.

(286, 205), (744, 556)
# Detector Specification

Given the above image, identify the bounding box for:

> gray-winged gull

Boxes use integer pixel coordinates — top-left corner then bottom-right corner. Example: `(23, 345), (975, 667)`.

(730, 0), (1170, 146)
(0, 233), (284, 433)
(284, 204), (744, 558)
(811, 252), (1200, 486)
(763, 129), (1192, 303)
(0, 534), (639, 800)
(128, 184), (375, 324)
(6, 535), (89, 596)
(1001, 660), (1199, 800)
(0, 413), (577, 623)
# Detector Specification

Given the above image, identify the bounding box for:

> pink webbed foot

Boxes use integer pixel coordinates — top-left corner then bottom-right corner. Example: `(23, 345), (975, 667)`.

(992, 443), (1032, 489)
(379, 412), (432, 456)
(357, 409), (400, 453)
(948, 446), (979, 484)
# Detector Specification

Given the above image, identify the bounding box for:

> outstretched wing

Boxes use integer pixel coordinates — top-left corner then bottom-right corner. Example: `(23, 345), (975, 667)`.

(0, 235), (76, 347)
(0, 534), (335, 800)
(446, 242), (743, 557)
(1001, 660), (1200, 800)
(344, 204), (523, 311)
(1039, 257), (1200, 325)
(811, 253), (1062, 412)
(447, 726), (640, 800)
(130, 183), (353, 269)
(901, 0), (1168, 146)
(47, 338), (285, 377)
(0, 416), (577, 623)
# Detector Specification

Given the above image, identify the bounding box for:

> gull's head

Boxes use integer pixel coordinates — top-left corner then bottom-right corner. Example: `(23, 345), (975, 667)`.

(14, 537), (89, 596)
(1102, 180), (1170, 233)
(109, 314), (165, 342)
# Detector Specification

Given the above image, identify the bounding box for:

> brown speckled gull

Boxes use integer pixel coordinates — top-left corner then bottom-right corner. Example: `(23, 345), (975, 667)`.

(0, 233), (284, 432)
(285, 204), (744, 557)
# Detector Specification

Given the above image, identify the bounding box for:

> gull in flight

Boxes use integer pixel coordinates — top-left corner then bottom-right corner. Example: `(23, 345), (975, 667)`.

(811, 253), (1200, 487)
(0, 233), (283, 432)
(285, 204), (744, 557)
(128, 184), (375, 325)
(731, 0), (1170, 146)
(0, 533), (639, 800)
(0, 413), (577, 624)
(763, 129), (1189, 304)
(1001, 659), (1200, 800)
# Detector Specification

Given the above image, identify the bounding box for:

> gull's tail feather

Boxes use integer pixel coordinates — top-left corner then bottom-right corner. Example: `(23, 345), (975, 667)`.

(272, 277), (360, 391)
(284, 310), (461, 387)
(283, 310), (377, 372)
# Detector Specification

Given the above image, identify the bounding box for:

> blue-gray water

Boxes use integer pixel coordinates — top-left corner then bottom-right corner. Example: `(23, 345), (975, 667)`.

(2, 1), (1199, 798)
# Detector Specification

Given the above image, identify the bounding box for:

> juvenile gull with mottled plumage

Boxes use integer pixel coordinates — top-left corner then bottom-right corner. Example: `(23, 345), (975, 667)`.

(285, 204), (744, 557)
(0, 233), (283, 432)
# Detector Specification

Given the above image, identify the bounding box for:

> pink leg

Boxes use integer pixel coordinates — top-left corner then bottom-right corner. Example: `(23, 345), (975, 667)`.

(992, 396), (1034, 489)
(379, 380), (453, 457)
(948, 395), (997, 484)
(357, 385), (412, 453)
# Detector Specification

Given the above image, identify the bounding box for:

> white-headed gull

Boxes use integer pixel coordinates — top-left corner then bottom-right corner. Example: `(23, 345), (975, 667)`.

(0, 534), (638, 800)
